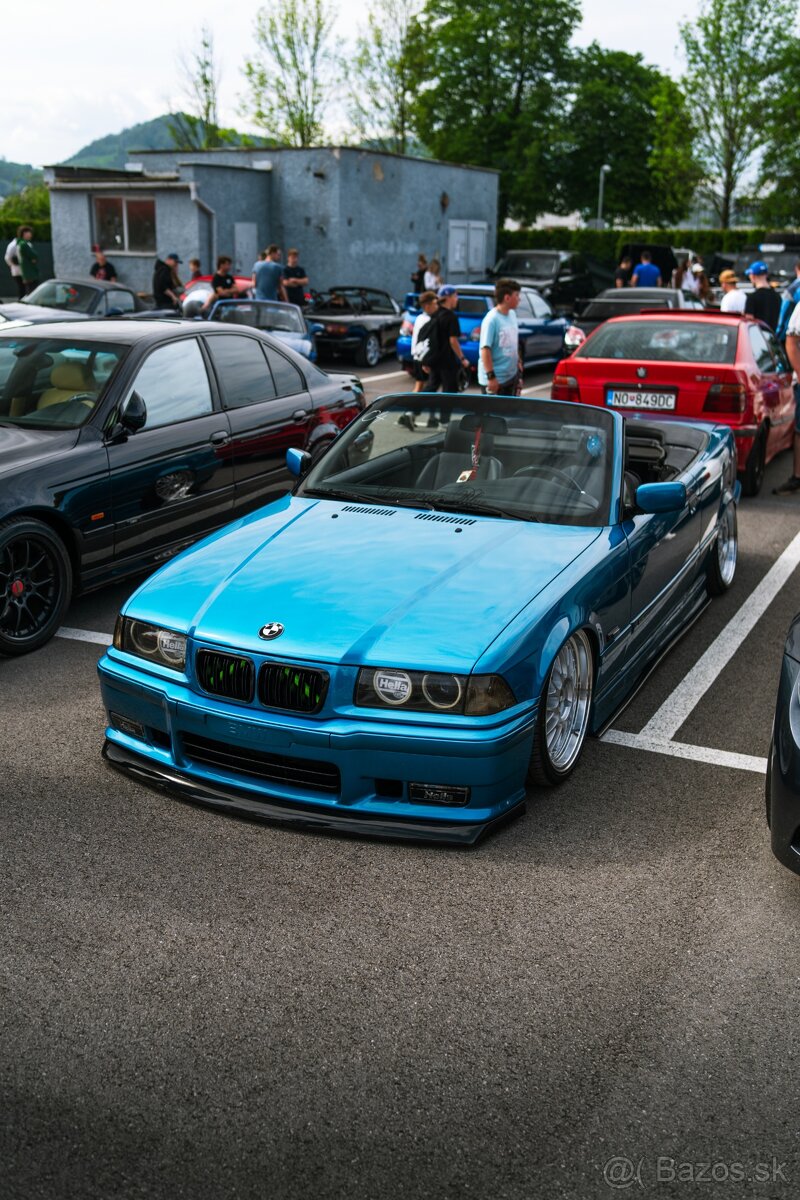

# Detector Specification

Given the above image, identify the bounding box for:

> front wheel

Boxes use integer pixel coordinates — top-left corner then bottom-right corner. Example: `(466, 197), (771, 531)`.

(0, 517), (73, 656)
(707, 503), (738, 594)
(527, 628), (594, 786)
(356, 333), (381, 368)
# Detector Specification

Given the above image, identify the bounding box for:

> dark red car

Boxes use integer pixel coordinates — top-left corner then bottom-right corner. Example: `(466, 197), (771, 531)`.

(552, 311), (795, 494)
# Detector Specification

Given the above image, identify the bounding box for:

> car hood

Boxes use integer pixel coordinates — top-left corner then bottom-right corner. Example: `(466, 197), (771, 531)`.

(0, 303), (89, 322)
(0, 423), (80, 472)
(127, 497), (602, 671)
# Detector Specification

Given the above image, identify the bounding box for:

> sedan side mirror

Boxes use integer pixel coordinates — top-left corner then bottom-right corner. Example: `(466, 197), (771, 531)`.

(635, 481), (687, 513)
(286, 447), (312, 477)
(121, 390), (147, 434)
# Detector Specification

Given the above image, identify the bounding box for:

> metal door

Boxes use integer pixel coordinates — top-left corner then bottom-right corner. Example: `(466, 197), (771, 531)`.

(233, 222), (259, 277)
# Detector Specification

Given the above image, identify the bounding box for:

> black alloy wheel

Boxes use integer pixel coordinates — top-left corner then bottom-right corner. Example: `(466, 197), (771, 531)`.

(0, 518), (73, 656)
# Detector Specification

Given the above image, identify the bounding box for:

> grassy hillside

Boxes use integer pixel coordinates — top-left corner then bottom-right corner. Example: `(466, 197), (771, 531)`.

(0, 160), (43, 198)
(65, 113), (268, 170)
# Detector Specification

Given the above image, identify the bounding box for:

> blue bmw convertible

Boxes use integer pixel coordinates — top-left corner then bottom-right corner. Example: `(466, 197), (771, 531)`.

(98, 393), (739, 843)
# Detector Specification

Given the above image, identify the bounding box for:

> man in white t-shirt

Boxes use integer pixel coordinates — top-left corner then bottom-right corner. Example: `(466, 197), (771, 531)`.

(409, 290), (439, 392)
(719, 268), (746, 314)
(774, 301), (800, 494)
(4, 236), (24, 299)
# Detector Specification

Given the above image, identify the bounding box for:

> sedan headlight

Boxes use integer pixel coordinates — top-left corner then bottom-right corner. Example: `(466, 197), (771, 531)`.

(114, 615), (187, 671)
(355, 668), (515, 715)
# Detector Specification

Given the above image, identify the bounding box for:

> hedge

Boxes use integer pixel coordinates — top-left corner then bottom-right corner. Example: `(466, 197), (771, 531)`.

(496, 227), (773, 267)
(0, 219), (51, 241)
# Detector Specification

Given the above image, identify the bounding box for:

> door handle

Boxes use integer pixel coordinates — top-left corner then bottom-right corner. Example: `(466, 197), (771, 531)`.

(209, 430), (230, 445)
(293, 409), (310, 421)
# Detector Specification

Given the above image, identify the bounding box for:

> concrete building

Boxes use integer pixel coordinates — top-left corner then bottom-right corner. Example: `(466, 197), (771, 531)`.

(45, 146), (499, 300)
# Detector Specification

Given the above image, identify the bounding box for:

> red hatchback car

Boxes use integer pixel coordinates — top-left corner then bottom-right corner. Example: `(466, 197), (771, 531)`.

(552, 311), (795, 494)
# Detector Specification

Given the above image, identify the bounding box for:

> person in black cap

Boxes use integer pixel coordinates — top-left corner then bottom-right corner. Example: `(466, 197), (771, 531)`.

(423, 285), (469, 395)
(153, 252), (183, 309)
(744, 261), (781, 332)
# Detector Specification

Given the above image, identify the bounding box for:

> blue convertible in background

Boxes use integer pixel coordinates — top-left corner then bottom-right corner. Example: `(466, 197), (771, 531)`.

(397, 284), (569, 378)
(98, 393), (739, 844)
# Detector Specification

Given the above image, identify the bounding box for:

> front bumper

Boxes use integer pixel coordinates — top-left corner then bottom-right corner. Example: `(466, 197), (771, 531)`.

(768, 652), (800, 872)
(98, 654), (534, 845)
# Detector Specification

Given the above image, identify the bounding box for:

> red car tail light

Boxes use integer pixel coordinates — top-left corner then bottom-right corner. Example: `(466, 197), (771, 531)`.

(325, 323), (349, 335)
(551, 374), (581, 402)
(703, 382), (747, 414)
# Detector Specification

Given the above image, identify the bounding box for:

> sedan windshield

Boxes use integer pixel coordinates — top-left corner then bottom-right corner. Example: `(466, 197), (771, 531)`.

(23, 281), (98, 313)
(495, 251), (560, 276)
(213, 302), (305, 334)
(299, 394), (615, 528)
(576, 319), (739, 364)
(0, 336), (127, 428)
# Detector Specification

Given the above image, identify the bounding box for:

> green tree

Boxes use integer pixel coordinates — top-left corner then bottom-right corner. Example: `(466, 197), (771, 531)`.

(346, 0), (419, 154)
(679, 0), (798, 228)
(558, 46), (695, 226)
(648, 78), (703, 226)
(169, 26), (227, 150)
(756, 35), (800, 225)
(241, 0), (338, 147)
(0, 183), (50, 225)
(408, 0), (580, 225)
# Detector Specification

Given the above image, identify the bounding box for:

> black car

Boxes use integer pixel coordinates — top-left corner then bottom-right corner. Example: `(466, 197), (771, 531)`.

(487, 250), (597, 314)
(767, 613), (800, 873)
(1, 278), (150, 322)
(0, 320), (365, 657)
(566, 287), (706, 347)
(308, 286), (404, 367)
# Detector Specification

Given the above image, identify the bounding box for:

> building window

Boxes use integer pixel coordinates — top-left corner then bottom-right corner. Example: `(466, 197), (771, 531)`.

(94, 196), (156, 253)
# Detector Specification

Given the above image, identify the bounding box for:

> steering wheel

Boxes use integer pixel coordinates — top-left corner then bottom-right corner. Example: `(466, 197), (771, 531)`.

(514, 465), (585, 495)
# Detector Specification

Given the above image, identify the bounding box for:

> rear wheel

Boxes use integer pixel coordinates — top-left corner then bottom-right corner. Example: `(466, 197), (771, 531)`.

(356, 334), (381, 368)
(527, 629), (594, 786)
(0, 517), (73, 656)
(740, 425), (767, 496)
(707, 503), (738, 594)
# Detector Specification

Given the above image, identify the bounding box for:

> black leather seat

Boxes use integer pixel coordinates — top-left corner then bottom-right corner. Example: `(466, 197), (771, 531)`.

(415, 420), (503, 489)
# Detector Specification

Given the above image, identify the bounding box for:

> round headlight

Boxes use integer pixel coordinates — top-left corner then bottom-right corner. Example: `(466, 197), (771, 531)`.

(373, 669), (413, 706)
(157, 629), (186, 666)
(128, 621), (159, 657)
(421, 673), (463, 710)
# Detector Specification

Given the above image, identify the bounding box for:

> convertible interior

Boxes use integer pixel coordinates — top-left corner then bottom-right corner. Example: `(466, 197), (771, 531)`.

(309, 404), (708, 528)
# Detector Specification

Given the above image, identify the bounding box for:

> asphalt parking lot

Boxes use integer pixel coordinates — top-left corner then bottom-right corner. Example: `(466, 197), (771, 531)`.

(3, 358), (800, 1199)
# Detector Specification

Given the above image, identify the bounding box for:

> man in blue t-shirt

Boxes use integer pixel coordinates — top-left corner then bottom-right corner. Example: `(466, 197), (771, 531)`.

(252, 244), (287, 301)
(478, 278), (522, 395)
(631, 251), (662, 288)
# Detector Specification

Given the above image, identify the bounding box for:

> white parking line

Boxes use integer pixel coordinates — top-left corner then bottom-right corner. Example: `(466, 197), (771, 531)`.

(56, 626), (111, 646)
(602, 729), (767, 774)
(519, 382), (553, 396)
(640, 528), (800, 742)
(364, 369), (408, 383)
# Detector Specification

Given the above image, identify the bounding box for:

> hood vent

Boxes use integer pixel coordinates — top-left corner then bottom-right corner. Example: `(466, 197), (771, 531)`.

(341, 505), (396, 517)
(414, 513), (476, 526)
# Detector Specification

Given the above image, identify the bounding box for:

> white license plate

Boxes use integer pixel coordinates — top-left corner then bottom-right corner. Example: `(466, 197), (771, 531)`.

(606, 389), (676, 410)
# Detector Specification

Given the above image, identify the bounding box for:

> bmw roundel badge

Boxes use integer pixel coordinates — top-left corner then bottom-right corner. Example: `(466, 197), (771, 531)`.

(259, 622), (285, 640)
(636, 366), (647, 379)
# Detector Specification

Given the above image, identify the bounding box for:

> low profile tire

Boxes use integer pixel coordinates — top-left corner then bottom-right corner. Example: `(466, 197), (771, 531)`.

(356, 334), (381, 368)
(0, 517), (73, 657)
(707, 503), (738, 595)
(527, 628), (594, 787)
(740, 425), (767, 497)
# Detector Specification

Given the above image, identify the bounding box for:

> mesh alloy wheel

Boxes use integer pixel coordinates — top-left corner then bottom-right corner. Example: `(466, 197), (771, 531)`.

(0, 518), (72, 656)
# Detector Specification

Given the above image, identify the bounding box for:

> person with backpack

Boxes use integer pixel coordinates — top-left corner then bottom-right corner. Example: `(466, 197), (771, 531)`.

(423, 286), (469, 395)
(409, 291), (439, 392)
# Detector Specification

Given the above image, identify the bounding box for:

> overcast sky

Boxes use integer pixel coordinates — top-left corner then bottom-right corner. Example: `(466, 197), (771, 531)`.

(5, 0), (703, 168)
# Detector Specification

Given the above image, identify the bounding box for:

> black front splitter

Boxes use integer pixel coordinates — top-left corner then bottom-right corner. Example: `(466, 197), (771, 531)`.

(102, 740), (524, 847)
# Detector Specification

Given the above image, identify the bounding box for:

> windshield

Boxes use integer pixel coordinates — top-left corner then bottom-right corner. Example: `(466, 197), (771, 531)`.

(298, 394), (615, 528)
(495, 251), (560, 277)
(577, 319), (738, 364)
(311, 289), (365, 315)
(0, 336), (127, 428)
(582, 298), (671, 319)
(24, 280), (97, 313)
(213, 302), (305, 334)
(454, 296), (492, 315)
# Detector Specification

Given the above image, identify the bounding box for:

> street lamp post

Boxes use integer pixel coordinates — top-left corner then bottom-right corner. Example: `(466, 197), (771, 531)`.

(597, 163), (611, 228)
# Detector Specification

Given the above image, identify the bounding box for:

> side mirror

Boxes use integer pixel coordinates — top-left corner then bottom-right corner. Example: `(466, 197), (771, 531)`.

(121, 390), (147, 433)
(286, 447), (312, 477)
(635, 481), (687, 513)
